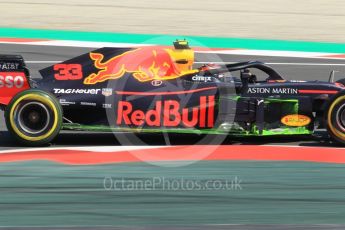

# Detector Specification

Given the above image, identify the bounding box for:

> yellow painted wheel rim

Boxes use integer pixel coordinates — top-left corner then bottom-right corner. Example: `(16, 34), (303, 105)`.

(328, 95), (345, 141)
(9, 93), (58, 141)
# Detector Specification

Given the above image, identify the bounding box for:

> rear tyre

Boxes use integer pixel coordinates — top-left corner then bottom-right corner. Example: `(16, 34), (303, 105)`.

(325, 91), (345, 144)
(5, 89), (63, 146)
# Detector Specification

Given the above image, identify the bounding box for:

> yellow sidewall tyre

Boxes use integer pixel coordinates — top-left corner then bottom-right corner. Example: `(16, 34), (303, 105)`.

(325, 91), (345, 145)
(5, 89), (63, 146)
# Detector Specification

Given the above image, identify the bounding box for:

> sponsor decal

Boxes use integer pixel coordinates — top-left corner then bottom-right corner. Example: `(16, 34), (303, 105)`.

(59, 99), (76, 106)
(0, 62), (20, 70)
(102, 103), (112, 109)
(102, 88), (113, 97)
(247, 88), (270, 94)
(192, 75), (212, 82)
(281, 114), (311, 127)
(0, 73), (25, 88)
(54, 64), (83, 80)
(151, 80), (163, 87)
(84, 47), (195, 84)
(80, 102), (97, 107)
(272, 88), (298, 94)
(247, 87), (298, 94)
(116, 96), (215, 128)
(53, 88), (101, 95)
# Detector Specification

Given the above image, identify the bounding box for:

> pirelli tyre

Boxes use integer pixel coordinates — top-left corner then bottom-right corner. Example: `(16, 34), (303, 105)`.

(5, 89), (62, 146)
(325, 90), (345, 144)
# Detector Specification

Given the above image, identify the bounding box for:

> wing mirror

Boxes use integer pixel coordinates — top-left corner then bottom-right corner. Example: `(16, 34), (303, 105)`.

(329, 70), (340, 83)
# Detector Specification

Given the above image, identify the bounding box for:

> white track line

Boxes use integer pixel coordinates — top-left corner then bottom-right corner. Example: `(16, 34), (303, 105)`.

(26, 61), (345, 66)
(0, 146), (170, 154)
(26, 61), (62, 63)
(0, 40), (152, 48)
(0, 145), (343, 154)
(1, 40), (345, 60)
(195, 62), (345, 66)
(198, 49), (344, 59)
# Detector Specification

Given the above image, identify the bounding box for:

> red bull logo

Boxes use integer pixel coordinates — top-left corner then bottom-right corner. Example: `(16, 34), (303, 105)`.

(84, 47), (186, 85)
(116, 96), (215, 128)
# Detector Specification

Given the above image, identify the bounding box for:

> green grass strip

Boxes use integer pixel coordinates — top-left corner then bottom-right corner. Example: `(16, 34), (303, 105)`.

(1, 27), (345, 53)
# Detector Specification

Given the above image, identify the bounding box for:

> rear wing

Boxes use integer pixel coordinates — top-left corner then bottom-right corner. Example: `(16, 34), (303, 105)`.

(0, 55), (31, 105)
(0, 55), (30, 76)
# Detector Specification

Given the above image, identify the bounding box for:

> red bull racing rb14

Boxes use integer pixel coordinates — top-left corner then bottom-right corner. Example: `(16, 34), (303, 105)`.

(1, 40), (345, 146)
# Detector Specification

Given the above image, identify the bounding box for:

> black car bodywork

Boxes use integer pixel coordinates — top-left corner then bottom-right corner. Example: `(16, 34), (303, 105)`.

(2, 41), (345, 145)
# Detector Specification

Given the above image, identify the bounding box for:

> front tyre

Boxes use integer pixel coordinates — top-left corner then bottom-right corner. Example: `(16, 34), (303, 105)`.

(325, 91), (345, 144)
(5, 89), (63, 146)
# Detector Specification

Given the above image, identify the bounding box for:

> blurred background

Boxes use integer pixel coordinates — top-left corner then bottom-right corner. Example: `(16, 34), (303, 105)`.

(1, 1), (345, 228)
(1, 0), (345, 42)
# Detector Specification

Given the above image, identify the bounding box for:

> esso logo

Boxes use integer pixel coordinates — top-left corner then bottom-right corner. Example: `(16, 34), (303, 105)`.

(0, 75), (25, 88)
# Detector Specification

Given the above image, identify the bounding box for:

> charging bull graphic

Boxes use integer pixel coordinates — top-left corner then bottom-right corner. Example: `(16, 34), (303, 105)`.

(84, 47), (189, 85)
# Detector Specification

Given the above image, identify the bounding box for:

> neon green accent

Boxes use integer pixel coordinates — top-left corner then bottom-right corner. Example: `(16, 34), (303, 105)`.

(62, 123), (221, 135)
(251, 125), (312, 135)
(1, 27), (345, 53)
(265, 98), (299, 103)
(249, 99), (312, 135)
(62, 123), (312, 136)
(62, 97), (312, 136)
(228, 95), (241, 101)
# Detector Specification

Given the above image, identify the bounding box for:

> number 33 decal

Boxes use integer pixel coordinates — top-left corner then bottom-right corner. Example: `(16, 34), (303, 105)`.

(54, 64), (83, 80)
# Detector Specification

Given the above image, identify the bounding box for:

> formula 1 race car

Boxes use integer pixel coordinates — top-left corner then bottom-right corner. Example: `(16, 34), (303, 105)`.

(1, 40), (345, 146)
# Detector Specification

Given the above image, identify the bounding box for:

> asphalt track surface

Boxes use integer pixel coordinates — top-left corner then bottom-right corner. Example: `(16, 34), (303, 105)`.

(1, 44), (345, 230)
(1, 43), (345, 149)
